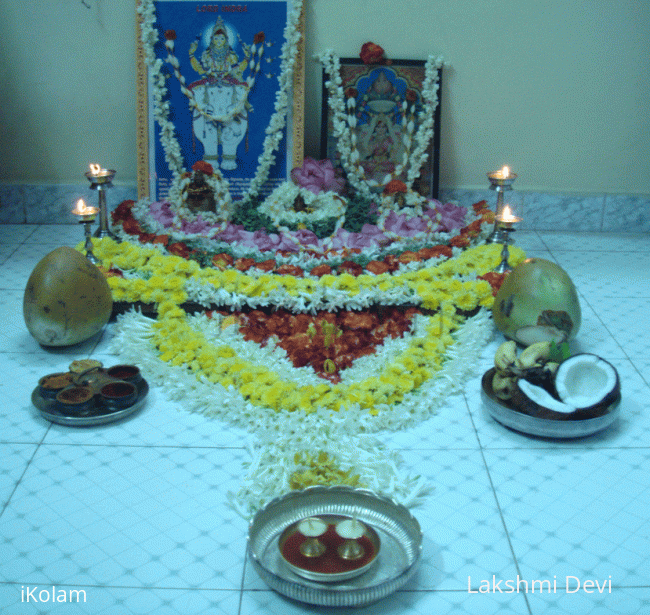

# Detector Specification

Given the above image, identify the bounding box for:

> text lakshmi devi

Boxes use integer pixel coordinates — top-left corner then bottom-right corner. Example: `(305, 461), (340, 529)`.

(468, 576), (612, 594)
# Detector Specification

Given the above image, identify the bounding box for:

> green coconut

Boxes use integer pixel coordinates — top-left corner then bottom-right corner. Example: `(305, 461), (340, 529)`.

(23, 247), (113, 347)
(492, 258), (581, 346)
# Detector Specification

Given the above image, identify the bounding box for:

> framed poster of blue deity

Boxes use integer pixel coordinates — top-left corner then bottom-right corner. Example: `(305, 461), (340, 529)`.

(136, 0), (305, 202)
(321, 58), (441, 199)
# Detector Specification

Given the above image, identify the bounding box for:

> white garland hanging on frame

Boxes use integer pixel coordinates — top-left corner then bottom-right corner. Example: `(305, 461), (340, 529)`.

(319, 49), (444, 203)
(137, 0), (304, 206)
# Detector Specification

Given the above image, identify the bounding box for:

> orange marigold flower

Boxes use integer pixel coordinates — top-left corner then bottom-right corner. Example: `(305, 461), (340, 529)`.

(152, 235), (169, 246)
(138, 232), (156, 244)
(472, 200), (489, 213)
(122, 218), (142, 235)
(341, 312), (375, 330)
(418, 245), (453, 259)
(338, 261), (363, 276)
(255, 259), (276, 272)
(478, 271), (507, 296)
(383, 254), (401, 271)
(366, 260), (390, 275)
(462, 219), (483, 237)
(168, 242), (190, 259)
(360, 41), (385, 64)
(192, 160), (214, 175)
(383, 179), (408, 196)
(449, 235), (470, 248)
(235, 258), (256, 271)
(398, 251), (420, 264)
(211, 253), (234, 269)
(311, 263), (332, 277)
(275, 264), (304, 277)
(111, 199), (136, 224)
(482, 210), (496, 223)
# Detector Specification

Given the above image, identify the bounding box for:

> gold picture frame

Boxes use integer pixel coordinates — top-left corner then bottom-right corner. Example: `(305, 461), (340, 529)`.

(136, 0), (305, 201)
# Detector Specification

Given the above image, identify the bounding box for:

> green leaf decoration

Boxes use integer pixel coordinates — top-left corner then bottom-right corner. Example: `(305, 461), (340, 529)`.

(549, 340), (571, 363)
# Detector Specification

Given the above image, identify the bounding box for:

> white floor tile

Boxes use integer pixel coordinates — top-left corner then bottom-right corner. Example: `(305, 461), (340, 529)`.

(584, 297), (650, 358)
(0, 445), (248, 590)
(397, 449), (518, 592)
(23, 224), (88, 247)
(552, 251), (650, 300)
(527, 586), (650, 615)
(485, 448), (650, 587)
(0, 224), (39, 244)
(0, 443), (38, 508)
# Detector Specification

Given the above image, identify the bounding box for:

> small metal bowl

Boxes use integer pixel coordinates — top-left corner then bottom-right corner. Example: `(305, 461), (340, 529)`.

(106, 364), (142, 385)
(278, 514), (381, 582)
(99, 381), (138, 409)
(39, 372), (74, 399)
(55, 386), (95, 415)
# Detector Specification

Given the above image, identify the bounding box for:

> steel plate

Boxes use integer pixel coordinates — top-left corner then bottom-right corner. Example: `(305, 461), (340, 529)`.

(247, 485), (422, 607)
(32, 380), (149, 427)
(481, 368), (620, 438)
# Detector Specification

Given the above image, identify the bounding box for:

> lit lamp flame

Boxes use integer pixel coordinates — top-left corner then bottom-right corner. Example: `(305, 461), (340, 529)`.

(496, 203), (521, 228)
(73, 199), (90, 215)
(501, 204), (515, 222)
(89, 163), (102, 176)
(501, 166), (509, 179)
(72, 198), (98, 220)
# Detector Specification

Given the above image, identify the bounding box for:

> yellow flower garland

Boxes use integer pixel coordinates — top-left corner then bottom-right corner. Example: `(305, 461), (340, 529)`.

(89, 237), (525, 311)
(148, 305), (461, 414)
(83, 237), (526, 415)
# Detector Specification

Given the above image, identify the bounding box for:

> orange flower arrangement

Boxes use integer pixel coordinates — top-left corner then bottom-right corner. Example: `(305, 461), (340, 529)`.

(360, 42), (386, 65)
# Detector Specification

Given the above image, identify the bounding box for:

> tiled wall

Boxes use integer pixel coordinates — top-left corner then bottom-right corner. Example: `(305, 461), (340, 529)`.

(440, 189), (650, 233)
(1, 183), (649, 233)
(0, 184), (138, 225)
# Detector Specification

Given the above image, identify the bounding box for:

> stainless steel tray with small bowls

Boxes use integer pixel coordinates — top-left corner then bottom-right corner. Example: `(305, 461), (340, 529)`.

(32, 364), (149, 427)
(247, 485), (422, 607)
(481, 368), (620, 438)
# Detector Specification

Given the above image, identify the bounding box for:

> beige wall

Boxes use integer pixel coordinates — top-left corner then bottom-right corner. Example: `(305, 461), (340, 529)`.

(1, 0), (648, 193)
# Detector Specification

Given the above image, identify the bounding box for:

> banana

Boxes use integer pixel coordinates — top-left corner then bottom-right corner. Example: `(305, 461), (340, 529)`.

(517, 341), (552, 369)
(494, 340), (517, 373)
(543, 361), (560, 375)
(492, 372), (516, 400)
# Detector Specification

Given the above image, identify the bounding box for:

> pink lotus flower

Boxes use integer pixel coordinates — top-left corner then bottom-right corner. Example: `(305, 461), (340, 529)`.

(427, 200), (467, 232)
(291, 157), (346, 195)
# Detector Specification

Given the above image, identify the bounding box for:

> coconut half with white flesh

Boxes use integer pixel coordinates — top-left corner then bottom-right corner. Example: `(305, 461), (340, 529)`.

(554, 354), (620, 409)
(511, 354), (620, 420)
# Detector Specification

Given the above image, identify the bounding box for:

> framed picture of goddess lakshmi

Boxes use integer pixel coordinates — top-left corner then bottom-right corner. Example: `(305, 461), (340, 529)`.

(136, 0), (305, 202)
(321, 58), (441, 199)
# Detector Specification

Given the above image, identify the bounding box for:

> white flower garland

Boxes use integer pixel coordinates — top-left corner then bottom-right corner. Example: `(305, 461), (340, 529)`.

(258, 183), (348, 232)
(137, 0), (304, 205)
(109, 307), (493, 516)
(168, 168), (233, 228)
(319, 49), (444, 200)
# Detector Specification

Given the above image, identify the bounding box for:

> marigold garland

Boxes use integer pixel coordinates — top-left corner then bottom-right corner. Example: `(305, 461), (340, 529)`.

(90, 237), (524, 313)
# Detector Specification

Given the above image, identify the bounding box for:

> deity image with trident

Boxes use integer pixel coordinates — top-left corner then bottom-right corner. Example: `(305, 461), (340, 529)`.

(163, 16), (265, 170)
